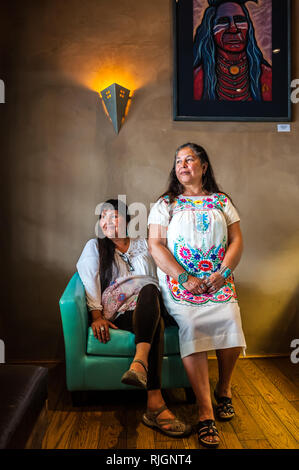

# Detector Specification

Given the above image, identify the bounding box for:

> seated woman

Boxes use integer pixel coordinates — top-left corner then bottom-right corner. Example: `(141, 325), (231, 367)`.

(76, 198), (191, 438)
(148, 143), (247, 448)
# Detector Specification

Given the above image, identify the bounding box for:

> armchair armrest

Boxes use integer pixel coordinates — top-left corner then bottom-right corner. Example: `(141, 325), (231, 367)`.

(59, 273), (88, 390)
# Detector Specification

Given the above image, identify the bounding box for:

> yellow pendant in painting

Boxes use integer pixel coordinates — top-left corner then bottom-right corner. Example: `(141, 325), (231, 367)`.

(229, 65), (240, 75)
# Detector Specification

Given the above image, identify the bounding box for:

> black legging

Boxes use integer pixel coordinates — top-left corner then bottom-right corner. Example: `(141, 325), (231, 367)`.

(113, 284), (170, 390)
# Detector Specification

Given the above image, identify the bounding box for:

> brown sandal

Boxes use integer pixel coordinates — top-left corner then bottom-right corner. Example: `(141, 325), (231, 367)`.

(142, 404), (192, 437)
(121, 359), (148, 389)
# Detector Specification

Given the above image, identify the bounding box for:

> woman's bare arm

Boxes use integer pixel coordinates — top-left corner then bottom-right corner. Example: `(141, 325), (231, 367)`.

(148, 224), (183, 280)
(222, 221), (243, 271)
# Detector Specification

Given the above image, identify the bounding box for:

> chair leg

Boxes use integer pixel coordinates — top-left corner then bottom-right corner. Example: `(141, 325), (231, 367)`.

(185, 387), (196, 404)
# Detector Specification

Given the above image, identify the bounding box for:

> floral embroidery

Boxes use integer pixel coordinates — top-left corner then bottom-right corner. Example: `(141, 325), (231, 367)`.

(174, 236), (225, 275)
(162, 193), (228, 215)
(218, 247), (225, 261)
(117, 293), (126, 302)
(198, 260), (213, 272)
(195, 212), (210, 233)
(166, 235), (237, 305)
(102, 276), (156, 320)
(179, 247), (192, 259)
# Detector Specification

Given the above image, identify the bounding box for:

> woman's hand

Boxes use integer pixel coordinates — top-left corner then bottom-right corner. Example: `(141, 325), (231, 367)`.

(205, 272), (225, 294)
(91, 316), (118, 343)
(182, 275), (208, 295)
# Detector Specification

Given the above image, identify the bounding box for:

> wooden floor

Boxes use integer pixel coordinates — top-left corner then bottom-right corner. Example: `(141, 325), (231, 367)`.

(42, 358), (299, 450)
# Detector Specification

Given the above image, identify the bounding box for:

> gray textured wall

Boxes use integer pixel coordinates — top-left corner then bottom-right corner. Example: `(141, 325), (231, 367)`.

(1, 0), (298, 360)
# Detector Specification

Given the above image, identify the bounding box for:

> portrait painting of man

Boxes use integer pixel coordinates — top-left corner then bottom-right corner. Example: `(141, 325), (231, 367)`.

(193, 0), (273, 101)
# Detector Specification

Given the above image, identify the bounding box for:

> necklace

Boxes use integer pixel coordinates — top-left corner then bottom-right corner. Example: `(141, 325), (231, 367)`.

(119, 252), (135, 272)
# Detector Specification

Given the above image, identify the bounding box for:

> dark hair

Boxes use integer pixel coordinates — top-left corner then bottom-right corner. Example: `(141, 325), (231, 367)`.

(97, 199), (130, 293)
(160, 143), (232, 204)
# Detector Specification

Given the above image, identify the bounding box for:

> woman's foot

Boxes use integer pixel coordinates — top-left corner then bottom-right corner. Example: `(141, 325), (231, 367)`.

(147, 391), (184, 432)
(214, 382), (235, 420)
(143, 404), (192, 437)
(121, 359), (148, 389)
(147, 404), (176, 431)
(197, 408), (220, 446)
(130, 358), (148, 374)
(197, 419), (220, 448)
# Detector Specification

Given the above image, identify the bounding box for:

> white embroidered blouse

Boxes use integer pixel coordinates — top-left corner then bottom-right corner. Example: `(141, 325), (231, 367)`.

(76, 237), (159, 319)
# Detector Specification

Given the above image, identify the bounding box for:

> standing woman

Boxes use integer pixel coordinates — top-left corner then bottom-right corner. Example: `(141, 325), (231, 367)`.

(148, 143), (246, 448)
(76, 199), (191, 438)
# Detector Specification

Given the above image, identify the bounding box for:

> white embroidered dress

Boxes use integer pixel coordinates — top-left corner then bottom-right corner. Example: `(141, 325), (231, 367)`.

(76, 237), (159, 321)
(148, 193), (246, 358)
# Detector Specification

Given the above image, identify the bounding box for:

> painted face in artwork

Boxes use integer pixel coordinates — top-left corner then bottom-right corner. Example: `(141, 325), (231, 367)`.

(213, 2), (249, 53)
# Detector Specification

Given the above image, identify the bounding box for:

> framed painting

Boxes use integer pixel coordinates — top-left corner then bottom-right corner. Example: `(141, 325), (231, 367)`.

(173, 0), (291, 121)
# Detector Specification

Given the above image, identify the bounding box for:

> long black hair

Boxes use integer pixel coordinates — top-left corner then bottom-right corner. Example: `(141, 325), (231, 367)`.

(160, 143), (232, 204)
(97, 199), (130, 293)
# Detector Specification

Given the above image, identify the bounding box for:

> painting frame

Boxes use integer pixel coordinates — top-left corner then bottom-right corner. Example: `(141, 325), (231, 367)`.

(173, 0), (292, 122)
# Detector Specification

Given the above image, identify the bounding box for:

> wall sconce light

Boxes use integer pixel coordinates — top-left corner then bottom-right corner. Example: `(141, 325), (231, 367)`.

(100, 83), (130, 134)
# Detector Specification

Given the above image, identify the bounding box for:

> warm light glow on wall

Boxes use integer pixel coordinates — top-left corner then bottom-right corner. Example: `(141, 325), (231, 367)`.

(88, 67), (139, 96)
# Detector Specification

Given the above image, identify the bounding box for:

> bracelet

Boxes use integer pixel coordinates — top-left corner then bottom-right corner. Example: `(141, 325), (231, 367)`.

(219, 265), (232, 280)
(178, 271), (189, 286)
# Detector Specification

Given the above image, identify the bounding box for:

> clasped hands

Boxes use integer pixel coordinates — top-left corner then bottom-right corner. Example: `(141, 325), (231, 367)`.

(181, 272), (225, 295)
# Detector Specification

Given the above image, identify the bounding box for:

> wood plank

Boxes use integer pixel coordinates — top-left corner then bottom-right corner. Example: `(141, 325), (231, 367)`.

(241, 439), (273, 449)
(215, 420), (243, 449)
(98, 423), (127, 449)
(182, 434), (199, 450)
(127, 410), (155, 449)
(155, 440), (187, 449)
(174, 403), (198, 426)
(239, 394), (298, 449)
(271, 357), (299, 388)
(207, 359), (218, 376)
(269, 400), (299, 443)
(233, 361), (261, 396)
(209, 359), (259, 397)
(69, 411), (102, 449)
(229, 391), (265, 441)
(42, 411), (80, 449)
(94, 408), (125, 426)
(240, 360), (299, 442)
(253, 358), (299, 401)
(292, 401), (299, 413)
(26, 402), (48, 449)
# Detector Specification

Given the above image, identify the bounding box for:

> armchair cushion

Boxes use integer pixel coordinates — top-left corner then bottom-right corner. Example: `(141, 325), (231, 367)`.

(87, 325), (181, 357)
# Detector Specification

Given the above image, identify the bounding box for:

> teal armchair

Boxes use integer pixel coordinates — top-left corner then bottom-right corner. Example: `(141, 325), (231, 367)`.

(59, 273), (191, 395)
